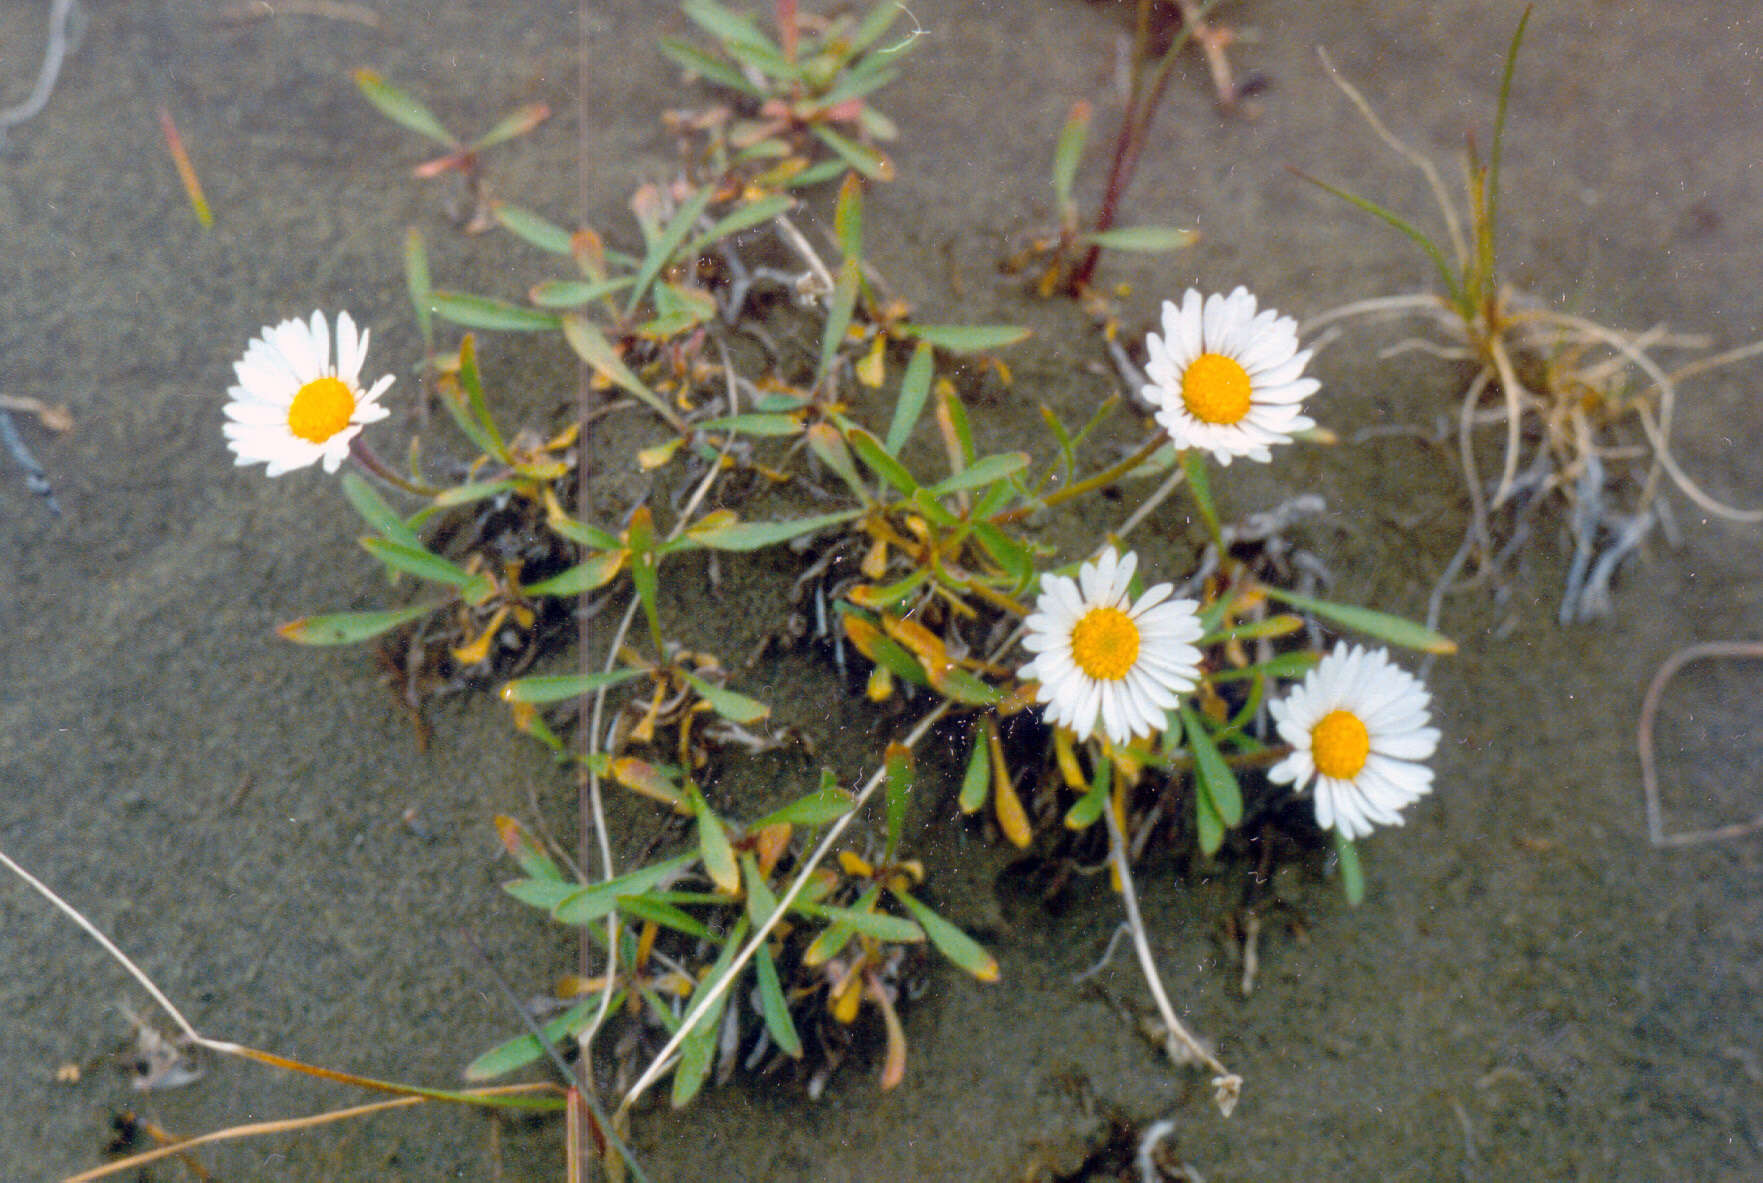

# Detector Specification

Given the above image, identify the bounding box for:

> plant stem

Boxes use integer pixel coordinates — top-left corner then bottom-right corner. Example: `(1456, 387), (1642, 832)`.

(992, 430), (1170, 526)
(347, 436), (441, 497)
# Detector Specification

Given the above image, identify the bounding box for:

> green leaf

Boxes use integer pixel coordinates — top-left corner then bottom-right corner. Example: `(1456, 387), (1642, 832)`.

(1293, 168), (1467, 315)
(934, 667), (1003, 706)
(748, 783), (858, 830)
(1052, 100), (1090, 216)
(360, 538), (492, 600)
(495, 815), (563, 881)
(882, 742), (912, 863)
(463, 998), (596, 1081)
(616, 894), (715, 940)
(353, 69), (455, 147)
(1180, 706), (1243, 827)
(1064, 757), (1110, 830)
(529, 276), (634, 308)
(1195, 780), (1224, 855)
(430, 479), (517, 509)
(834, 172), (864, 262)
(1207, 650), (1319, 684)
(524, 550), (626, 597)
(340, 472), (420, 547)
(686, 509), (860, 551)
(429, 292), (561, 332)
(695, 412), (805, 437)
(901, 323), (1031, 352)
(683, 0), (771, 52)
(1334, 830), (1366, 906)
(493, 203), (575, 254)
(891, 888), (999, 982)
(551, 852), (697, 925)
(817, 258), (861, 383)
(805, 422), (872, 504)
(1180, 449), (1221, 544)
(753, 943), (803, 1057)
(798, 902), (922, 944)
(456, 334), (508, 460)
(502, 877), (579, 911)
(1078, 225), (1198, 252)
(1262, 587), (1459, 655)
(404, 227), (433, 349)
(276, 603), (436, 646)
(679, 670), (769, 724)
(686, 193), (795, 255)
(884, 340), (935, 456)
(846, 427), (919, 496)
(847, 0), (907, 57)
(500, 667), (646, 704)
(926, 451), (1028, 497)
(741, 852), (780, 930)
(660, 37), (763, 97)
(685, 781), (739, 895)
(560, 315), (685, 430)
(957, 729), (990, 814)
(812, 125), (894, 181)
(626, 183), (715, 318)
(671, 915), (748, 1108)
(541, 512), (621, 550)
(469, 101), (549, 151)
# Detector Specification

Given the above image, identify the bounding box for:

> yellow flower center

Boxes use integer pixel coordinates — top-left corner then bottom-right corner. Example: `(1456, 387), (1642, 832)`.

(1311, 709), (1370, 780)
(1181, 352), (1253, 425)
(1069, 605), (1140, 682)
(287, 376), (356, 444)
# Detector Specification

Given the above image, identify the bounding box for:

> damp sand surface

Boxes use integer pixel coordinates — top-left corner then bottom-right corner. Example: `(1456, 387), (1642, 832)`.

(3, 2), (1763, 1179)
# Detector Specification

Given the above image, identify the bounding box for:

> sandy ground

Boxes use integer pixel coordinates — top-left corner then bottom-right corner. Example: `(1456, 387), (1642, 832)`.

(3, 1), (1762, 1179)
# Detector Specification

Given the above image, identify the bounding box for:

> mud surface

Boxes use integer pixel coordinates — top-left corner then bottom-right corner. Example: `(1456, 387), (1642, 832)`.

(3, 1), (1761, 1179)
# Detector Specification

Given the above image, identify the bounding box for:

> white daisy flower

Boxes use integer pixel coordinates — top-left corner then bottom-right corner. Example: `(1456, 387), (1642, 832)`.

(1267, 643), (1440, 840)
(1020, 548), (1203, 746)
(1142, 286), (1319, 465)
(223, 310), (393, 476)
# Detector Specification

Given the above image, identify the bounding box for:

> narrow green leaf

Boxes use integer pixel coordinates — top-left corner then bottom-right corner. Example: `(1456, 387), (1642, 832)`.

(353, 69), (455, 147)
(1263, 587), (1459, 655)
(741, 853), (780, 930)
(1180, 705), (1243, 827)
(1207, 650), (1320, 684)
(686, 193), (794, 255)
(469, 101), (550, 151)
(882, 742), (912, 863)
(1335, 830), (1366, 906)
(846, 427), (919, 496)
(687, 509), (860, 551)
(805, 422), (872, 504)
(679, 670), (770, 725)
(543, 512), (621, 550)
(1078, 225), (1198, 252)
(625, 183), (715, 318)
(500, 667), (646, 704)
(812, 124), (894, 181)
(884, 341), (935, 456)
(934, 667), (1003, 706)
(958, 730), (990, 814)
(1064, 757), (1111, 830)
(404, 227), (433, 348)
(456, 334), (508, 459)
(495, 815), (563, 881)
(817, 258), (861, 382)
(430, 292), (561, 332)
(847, 0), (907, 57)
(1174, 447), (1221, 542)
(891, 888), (999, 982)
(464, 998), (596, 1081)
(926, 451), (1028, 497)
(685, 781), (739, 896)
(748, 784), (857, 830)
(502, 878), (579, 911)
(1195, 781), (1224, 855)
(616, 894), (715, 940)
(753, 943), (803, 1057)
(551, 852), (697, 925)
(683, 0), (771, 51)
(431, 479), (517, 509)
(660, 37), (763, 96)
(799, 902), (922, 944)
(523, 550), (626, 596)
(340, 472), (420, 547)
(1052, 101), (1090, 215)
(493, 204), (575, 254)
(561, 315), (685, 430)
(1293, 168), (1466, 313)
(529, 276), (634, 308)
(671, 915), (747, 1108)
(834, 172), (864, 262)
(901, 323), (1031, 352)
(360, 538), (487, 597)
(276, 603), (435, 646)
(695, 412), (805, 437)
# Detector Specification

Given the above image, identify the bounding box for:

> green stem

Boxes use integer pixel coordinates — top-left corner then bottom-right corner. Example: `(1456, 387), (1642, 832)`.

(348, 436), (441, 498)
(992, 431), (1169, 525)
